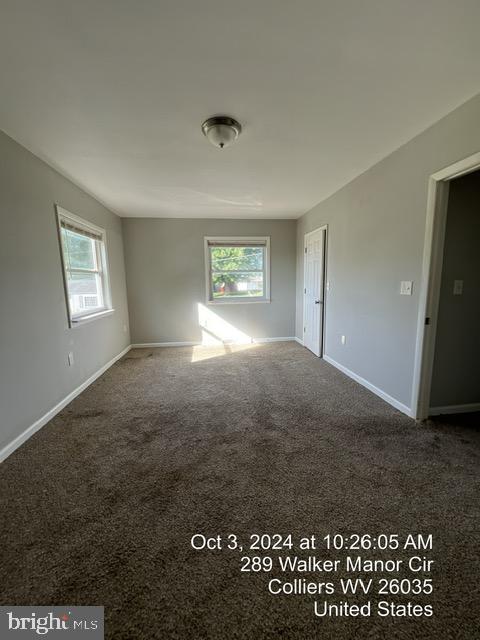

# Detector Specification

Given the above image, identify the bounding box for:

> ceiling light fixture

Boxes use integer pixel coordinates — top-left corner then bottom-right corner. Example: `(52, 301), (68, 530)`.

(201, 116), (242, 149)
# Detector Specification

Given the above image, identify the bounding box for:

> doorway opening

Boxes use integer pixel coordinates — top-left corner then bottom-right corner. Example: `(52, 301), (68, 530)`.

(412, 151), (480, 420)
(429, 170), (480, 417)
(303, 225), (327, 357)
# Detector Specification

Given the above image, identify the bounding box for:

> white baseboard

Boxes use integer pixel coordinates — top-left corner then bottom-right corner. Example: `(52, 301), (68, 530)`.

(429, 402), (480, 416)
(322, 354), (413, 417)
(131, 341), (199, 348)
(0, 336), (304, 463)
(253, 336), (296, 344)
(0, 344), (131, 464)
(294, 337), (304, 346)
(132, 337), (296, 348)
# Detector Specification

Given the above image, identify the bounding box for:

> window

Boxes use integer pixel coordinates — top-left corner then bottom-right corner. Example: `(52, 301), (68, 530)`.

(205, 237), (270, 303)
(56, 206), (112, 325)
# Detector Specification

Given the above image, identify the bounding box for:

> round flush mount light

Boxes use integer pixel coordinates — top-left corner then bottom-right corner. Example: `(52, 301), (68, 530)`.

(201, 115), (242, 149)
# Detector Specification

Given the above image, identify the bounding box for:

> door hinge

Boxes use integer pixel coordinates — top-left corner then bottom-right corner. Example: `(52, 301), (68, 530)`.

(425, 317), (431, 325)
(304, 288), (306, 294)
(303, 326), (306, 332)
(304, 247), (307, 253)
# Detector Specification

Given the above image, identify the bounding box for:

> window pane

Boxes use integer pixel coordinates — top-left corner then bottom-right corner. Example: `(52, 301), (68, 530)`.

(67, 272), (104, 316)
(62, 227), (96, 270)
(212, 272), (264, 298)
(210, 246), (263, 272)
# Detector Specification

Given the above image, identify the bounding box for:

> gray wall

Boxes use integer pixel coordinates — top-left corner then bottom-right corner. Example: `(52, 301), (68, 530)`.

(430, 171), (480, 408)
(296, 93), (480, 410)
(123, 218), (296, 343)
(0, 131), (130, 453)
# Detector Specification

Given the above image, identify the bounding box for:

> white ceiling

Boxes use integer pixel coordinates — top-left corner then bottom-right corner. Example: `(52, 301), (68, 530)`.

(1, 1), (479, 219)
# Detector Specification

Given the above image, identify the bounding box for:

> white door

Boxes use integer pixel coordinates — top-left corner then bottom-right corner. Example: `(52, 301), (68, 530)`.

(304, 228), (326, 356)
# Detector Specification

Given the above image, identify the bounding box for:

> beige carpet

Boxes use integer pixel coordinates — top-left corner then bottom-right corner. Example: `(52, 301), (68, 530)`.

(0, 342), (478, 639)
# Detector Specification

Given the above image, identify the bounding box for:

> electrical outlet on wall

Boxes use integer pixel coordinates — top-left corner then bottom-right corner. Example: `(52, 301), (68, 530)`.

(453, 279), (463, 295)
(341, 335), (346, 345)
(400, 281), (413, 295)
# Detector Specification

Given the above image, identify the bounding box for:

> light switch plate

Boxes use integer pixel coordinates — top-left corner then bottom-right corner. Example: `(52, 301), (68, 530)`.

(400, 281), (413, 295)
(453, 279), (463, 295)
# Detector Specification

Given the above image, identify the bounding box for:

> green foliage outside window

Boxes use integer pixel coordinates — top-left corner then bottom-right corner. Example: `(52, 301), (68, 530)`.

(210, 246), (264, 298)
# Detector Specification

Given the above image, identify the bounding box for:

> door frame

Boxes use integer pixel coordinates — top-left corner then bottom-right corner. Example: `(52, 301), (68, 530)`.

(411, 151), (480, 420)
(303, 225), (328, 357)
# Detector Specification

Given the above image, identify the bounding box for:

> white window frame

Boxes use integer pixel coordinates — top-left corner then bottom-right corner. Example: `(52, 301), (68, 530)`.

(204, 236), (271, 305)
(56, 205), (114, 327)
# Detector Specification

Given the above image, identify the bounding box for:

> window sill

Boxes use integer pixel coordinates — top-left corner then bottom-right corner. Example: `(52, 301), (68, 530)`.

(207, 299), (271, 305)
(70, 308), (115, 327)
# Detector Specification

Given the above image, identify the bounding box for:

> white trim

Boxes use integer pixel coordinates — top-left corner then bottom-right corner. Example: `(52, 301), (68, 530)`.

(56, 205), (106, 236)
(429, 403), (480, 416)
(204, 236), (271, 304)
(132, 341), (199, 348)
(294, 337), (304, 346)
(253, 337), (295, 344)
(411, 178), (450, 419)
(323, 354), (413, 417)
(206, 299), (271, 305)
(71, 308), (115, 326)
(411, 151), (480, 420)
(303, 225), (328, 357)
(0, 345), (131, 464)
(131, 337), (296, 348)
